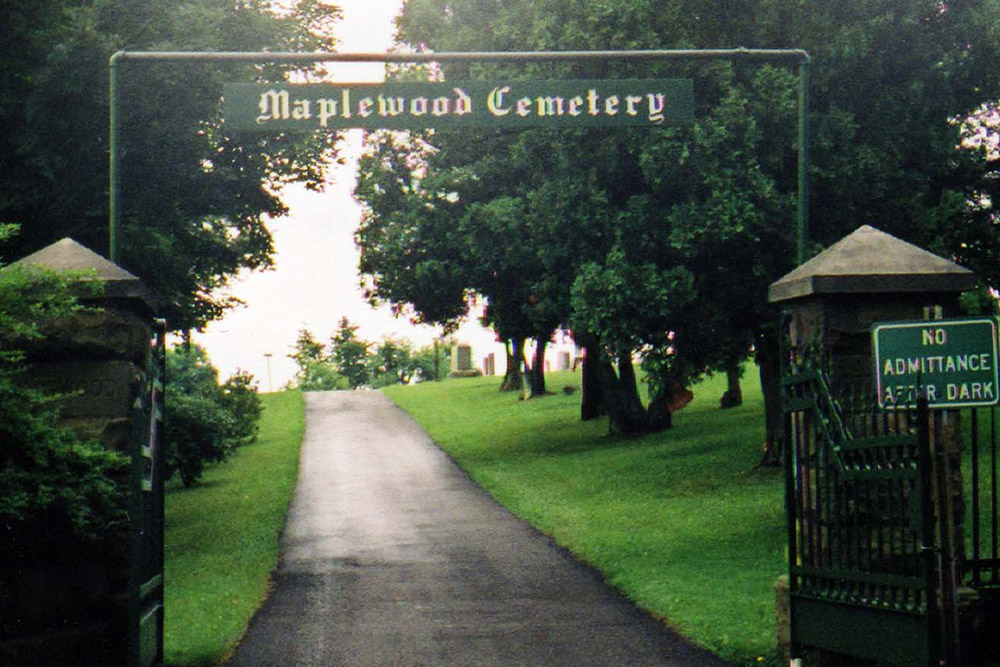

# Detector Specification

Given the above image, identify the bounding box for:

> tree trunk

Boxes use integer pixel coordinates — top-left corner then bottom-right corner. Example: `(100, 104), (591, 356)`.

(647, 390), (673, 430)
(500, 337), (524, 392)
(647, 372), (694, 430)
(720, 361), (743, 408)
(596, 350), (649, 435)
(579, 343), (606, 420)
(616, 352), (648, 420)
(529, 336), (549, 398)
(757, 329), (784, 466)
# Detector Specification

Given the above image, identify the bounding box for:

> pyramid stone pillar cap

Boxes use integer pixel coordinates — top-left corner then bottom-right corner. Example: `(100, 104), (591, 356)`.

(6, 238), (159, 312)
(768, 225), (976, 303)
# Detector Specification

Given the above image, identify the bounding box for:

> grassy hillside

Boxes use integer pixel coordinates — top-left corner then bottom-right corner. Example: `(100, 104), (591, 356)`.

(383, 369), (786, 666)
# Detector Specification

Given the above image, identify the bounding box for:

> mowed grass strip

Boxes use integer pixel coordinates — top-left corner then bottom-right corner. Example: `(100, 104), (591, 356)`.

(383, 370), (786, 666)
(164, 390), (305, 666)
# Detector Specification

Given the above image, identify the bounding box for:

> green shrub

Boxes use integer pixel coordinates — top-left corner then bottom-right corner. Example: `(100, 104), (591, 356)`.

(221, 369), (264, 445)
(164, 390), (234, 487)
(0, 378), (128, 556)
(0, 225), (127, 556)
(165, 345), (263, 487)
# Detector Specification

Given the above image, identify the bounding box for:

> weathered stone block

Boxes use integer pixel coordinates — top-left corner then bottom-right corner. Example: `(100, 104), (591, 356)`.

(24, 360), (140, 419)
(558, 351), (571, 370)
(22, 310), (152, 366)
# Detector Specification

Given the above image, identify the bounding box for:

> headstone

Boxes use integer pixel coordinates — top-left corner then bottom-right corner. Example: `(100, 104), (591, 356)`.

(453, 344), (472, 371)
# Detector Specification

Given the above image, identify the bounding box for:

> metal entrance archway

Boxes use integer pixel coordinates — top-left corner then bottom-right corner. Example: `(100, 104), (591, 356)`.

(109, 48), (811, 264)
(108, 47), (810, 667)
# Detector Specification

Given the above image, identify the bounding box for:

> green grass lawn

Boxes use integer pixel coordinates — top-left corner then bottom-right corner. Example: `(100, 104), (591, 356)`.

(383, 370), (786, 666)
(163, 391), (305, 666)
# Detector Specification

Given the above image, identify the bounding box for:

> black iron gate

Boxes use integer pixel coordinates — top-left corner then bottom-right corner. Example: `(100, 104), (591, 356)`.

(128, 319), (166, 667)
(784, 364), (1000, 666)
(784, 367), (940, 665)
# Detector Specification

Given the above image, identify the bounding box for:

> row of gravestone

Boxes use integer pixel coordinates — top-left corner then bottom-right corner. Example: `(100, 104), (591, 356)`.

(451, 346), (578, 377)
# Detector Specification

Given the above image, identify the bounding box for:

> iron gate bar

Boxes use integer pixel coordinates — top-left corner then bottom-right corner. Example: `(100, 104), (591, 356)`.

(968, 405), (1000, 587)
(994, 407), (999, 580)
(973, 408), (981, 585)
(917, 397), (941, 665)
(108, 48), (811, 264)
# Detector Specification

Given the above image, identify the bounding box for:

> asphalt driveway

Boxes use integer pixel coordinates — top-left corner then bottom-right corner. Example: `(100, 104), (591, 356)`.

(227, 390), (728, 666)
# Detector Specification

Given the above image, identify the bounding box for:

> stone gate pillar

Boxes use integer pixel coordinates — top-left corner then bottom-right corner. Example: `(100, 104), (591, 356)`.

(768, 225), (976, 394)
(768, 225), (977, 665)
(1, 238), (161, 665)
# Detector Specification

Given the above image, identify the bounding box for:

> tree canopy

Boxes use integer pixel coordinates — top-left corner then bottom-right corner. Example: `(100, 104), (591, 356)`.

(355, 0), (999, 434)
(0, 0), (341, 331)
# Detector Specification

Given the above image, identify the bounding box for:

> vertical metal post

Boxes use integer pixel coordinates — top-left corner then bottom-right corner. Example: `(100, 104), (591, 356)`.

(796, 59), (810, 265)
(972, 408), (981, 585)
(264, 353), (273, 393)
(917, 396), (941, 667)
(993, 406), (999, 581)
(109, 51), (124, 264)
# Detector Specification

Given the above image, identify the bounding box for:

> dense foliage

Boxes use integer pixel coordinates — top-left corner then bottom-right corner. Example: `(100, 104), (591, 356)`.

(289, 328), (349, 390)
(165, 345), (263, 487)
(0, 0), (340, 331)
(330, 317), (372, 389)
(0, 225), (128, 557)
(289, 319), (447, 390)
(356, 0), (1000, 435)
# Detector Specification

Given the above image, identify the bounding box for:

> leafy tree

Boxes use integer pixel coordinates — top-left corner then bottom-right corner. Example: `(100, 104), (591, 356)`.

(355, 132), (472, 332)
(639, 0), (999, 451)
(356, 127), (612, 400)
(571, 240), (696, 432)
(0, 0), (340, 331)
(330, 317), (371, 389)
(369, 336), (422, 387)
(359, 0), (999, 438)
(289, 328), (346, 391)
(411, 342), (451, 383)
(290, 325), (445, 389)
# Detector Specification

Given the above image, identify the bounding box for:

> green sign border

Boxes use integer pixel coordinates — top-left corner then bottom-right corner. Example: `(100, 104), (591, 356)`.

(223, 79), (694, 131)
(872, 317), (999, 409)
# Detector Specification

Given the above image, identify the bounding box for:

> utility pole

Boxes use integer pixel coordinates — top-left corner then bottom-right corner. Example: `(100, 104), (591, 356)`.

(264, 353), (273, 393)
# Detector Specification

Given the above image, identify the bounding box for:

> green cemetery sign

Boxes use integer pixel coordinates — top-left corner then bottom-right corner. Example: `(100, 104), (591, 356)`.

(223, 79), (694, 130)
(872, 317), (999, 408)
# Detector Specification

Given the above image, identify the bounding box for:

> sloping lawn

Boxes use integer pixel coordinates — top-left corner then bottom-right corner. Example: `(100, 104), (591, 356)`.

(163, 391), (305, 666)
(383, 370), (786, 666)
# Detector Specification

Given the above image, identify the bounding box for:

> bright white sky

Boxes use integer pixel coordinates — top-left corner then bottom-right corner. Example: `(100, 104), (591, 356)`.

(195, 0), (505, 390)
